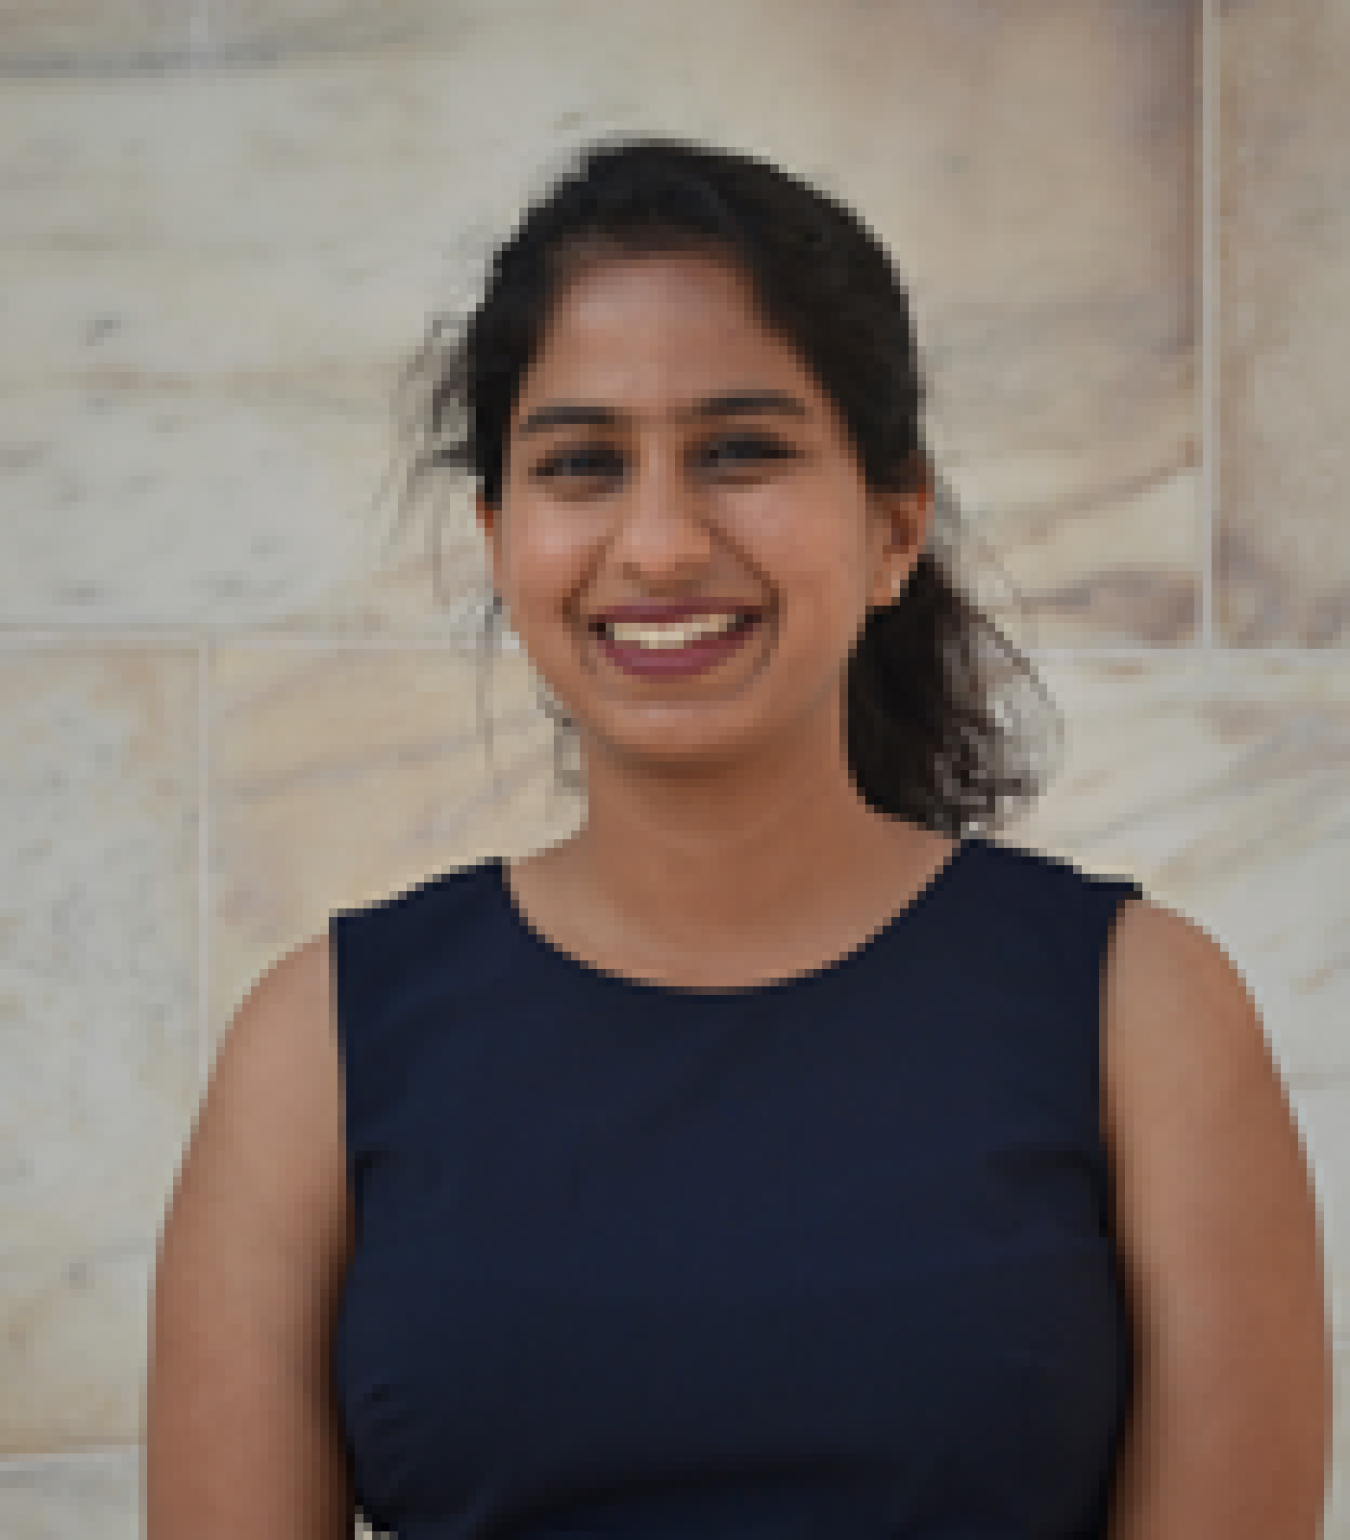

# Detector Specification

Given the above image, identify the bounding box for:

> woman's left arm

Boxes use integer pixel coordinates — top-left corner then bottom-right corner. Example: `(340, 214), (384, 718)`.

(1101, 897), (1332, 1539)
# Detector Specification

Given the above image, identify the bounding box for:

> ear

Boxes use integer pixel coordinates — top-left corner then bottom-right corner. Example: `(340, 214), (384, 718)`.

(867, 483), (932, 610)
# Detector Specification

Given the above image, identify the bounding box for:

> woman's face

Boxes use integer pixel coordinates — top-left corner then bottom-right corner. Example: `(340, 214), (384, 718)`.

(477, 250), (929, 777)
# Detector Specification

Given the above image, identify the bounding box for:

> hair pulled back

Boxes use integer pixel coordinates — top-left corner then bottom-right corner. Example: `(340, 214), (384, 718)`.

(396, 134), (1062, 837)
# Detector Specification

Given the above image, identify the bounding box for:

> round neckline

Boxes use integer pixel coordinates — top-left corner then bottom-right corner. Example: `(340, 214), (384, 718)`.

(490, 834), (985, 1002)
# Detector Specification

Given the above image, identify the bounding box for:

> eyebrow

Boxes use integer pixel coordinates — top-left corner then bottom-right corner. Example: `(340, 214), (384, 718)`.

(515, 390), (811, 440)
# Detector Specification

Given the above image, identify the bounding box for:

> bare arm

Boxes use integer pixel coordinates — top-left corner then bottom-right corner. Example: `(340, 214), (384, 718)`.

(145, 934), (357, 1539)
(1101, 898), (1332, 1537)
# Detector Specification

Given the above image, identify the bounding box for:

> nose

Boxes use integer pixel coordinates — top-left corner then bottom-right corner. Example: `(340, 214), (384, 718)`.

(610, 440), (715, 585)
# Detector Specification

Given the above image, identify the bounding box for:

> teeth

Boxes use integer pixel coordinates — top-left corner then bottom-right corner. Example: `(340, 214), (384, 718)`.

(604, 613), (750, 649)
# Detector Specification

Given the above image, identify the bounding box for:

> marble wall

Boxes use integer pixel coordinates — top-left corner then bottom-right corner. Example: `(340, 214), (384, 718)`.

(0, 0), (1345, 1533)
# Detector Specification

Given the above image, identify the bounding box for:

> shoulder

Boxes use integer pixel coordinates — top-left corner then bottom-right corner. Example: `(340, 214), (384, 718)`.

(245, 927), (335, 1021)
(1104, 891), (1242, 1006)
(1099, 892), (1277, 1193)
(205, 927), (346, 1184)
(1096, 895), (1331, 1532)
(183, 929), (351, 1314)
(147, 930), (357, 1535)
(1101, 894), (1266, 1126)
(214, 931), (338, 1101)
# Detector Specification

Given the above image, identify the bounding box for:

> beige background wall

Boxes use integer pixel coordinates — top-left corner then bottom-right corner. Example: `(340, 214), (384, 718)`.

(0, 1), (1345, 1533)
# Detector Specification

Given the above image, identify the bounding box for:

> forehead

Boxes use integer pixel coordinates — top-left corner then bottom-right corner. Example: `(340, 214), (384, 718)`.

(514, 251), (818, 413)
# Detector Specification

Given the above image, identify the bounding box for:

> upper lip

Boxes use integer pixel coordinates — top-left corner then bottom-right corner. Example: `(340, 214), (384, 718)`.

(587, 601), (763, 627)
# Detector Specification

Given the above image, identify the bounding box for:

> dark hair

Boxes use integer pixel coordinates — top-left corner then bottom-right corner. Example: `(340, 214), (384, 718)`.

(391, 134), (1062, 837)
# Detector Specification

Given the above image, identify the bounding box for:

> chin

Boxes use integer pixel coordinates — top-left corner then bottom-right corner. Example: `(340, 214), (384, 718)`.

(583, 705), (793, 773)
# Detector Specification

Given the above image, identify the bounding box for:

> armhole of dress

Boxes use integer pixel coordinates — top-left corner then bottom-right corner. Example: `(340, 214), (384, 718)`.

(1094, 880), (1147, 1230)
(327, 909), (361, 1230)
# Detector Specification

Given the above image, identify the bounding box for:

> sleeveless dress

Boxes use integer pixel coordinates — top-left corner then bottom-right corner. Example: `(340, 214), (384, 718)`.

(331, 833), (1145, 1538)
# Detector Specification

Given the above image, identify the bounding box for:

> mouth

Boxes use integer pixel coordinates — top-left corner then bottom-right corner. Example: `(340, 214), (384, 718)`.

(586, 610), (767, 679)
(586, 611), (762, 643)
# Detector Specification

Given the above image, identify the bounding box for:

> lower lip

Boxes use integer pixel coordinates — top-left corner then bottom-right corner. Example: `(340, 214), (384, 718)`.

(593, 615), (763, 678)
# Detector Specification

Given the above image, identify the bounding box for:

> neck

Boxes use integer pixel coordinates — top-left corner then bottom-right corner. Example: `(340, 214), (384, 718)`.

(561, 698), (928, 954)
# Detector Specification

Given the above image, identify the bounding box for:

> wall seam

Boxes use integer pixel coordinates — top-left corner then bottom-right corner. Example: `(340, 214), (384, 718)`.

(0, 1444), (141, 1469)
(1201, 0), (1218, 652)
(0, 633), (1343, 666)
(198, 639), (211, 1087)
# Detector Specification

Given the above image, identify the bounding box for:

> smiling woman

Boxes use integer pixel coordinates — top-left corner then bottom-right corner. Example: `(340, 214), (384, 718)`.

(146, 136), (1330, 1540)
(398, 138), (1055, 847)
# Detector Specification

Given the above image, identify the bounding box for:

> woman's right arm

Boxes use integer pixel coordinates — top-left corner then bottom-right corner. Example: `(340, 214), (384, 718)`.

(146, 933), (358, 1539)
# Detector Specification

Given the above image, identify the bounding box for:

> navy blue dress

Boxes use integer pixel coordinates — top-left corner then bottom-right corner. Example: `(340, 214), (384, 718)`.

(331, 834), (1144, 1537)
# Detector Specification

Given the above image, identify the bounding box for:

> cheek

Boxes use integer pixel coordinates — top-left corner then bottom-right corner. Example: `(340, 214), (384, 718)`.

(501, 504), (603, 593)
(733, 483), (869, 609)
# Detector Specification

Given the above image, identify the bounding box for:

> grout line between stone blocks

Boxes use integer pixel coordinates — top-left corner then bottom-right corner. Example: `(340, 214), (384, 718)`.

(0, 1444), (141, 1471)
(0, 634), (1341, 672)
(198, 640), (211, 1090)
(1201, 0), (1218, 652)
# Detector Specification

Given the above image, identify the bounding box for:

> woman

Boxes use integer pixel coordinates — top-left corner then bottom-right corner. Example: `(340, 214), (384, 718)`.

(147, 137), (1331, 1537)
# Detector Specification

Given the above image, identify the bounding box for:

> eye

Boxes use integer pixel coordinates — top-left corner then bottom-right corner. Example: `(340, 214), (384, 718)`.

(699, 434), (797, 471)
(533, 445), (624, 483)
(530, 433), (797, 486)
